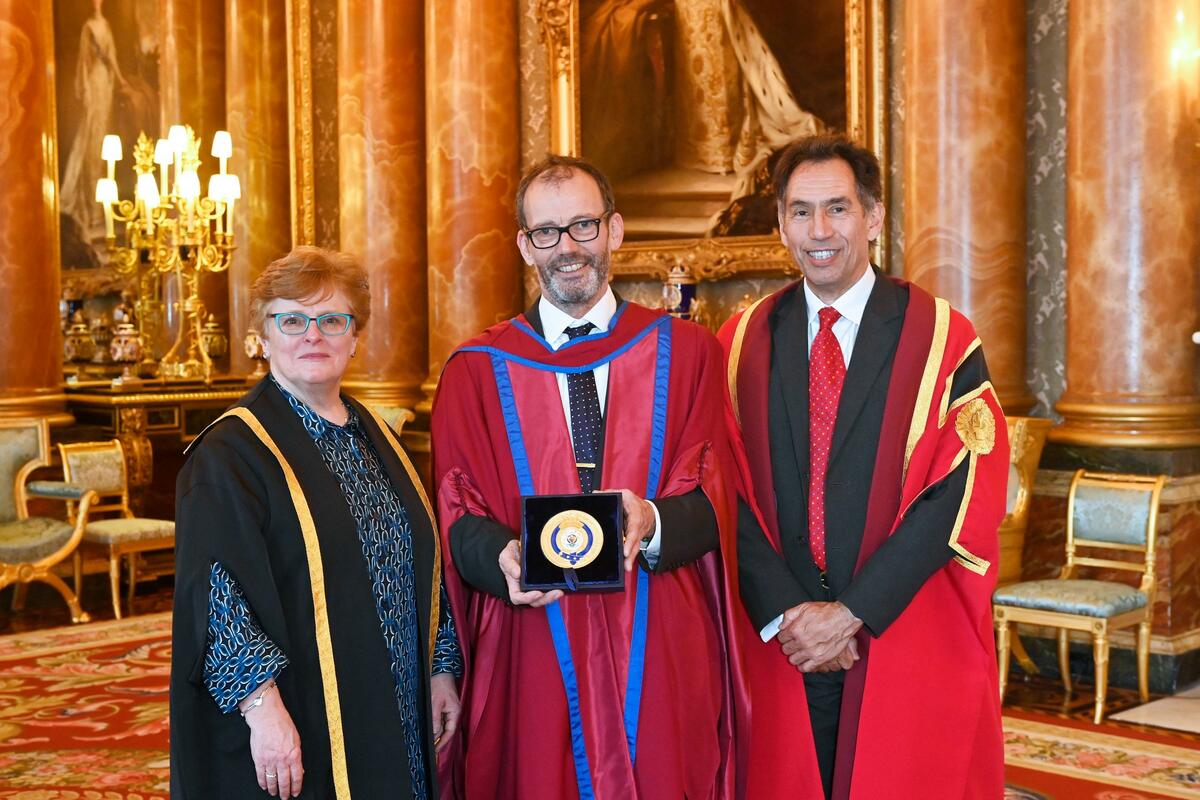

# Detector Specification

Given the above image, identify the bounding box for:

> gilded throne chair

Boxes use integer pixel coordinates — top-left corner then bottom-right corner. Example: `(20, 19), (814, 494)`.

(0, 418), (95, 623)
(58, 439), (175, 619)
(993, 469), (1166, 723)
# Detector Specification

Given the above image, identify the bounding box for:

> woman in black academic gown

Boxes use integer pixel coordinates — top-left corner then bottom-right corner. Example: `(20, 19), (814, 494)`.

(170, 246), (461, 799)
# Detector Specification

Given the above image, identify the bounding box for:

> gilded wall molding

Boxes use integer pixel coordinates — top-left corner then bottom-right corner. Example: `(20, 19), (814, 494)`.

(286, 0), (316, 245)
(611, 235), (796, 282)
(536, 0), (579, 156)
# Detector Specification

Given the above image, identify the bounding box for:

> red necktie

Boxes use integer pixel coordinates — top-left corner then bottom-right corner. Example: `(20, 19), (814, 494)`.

(808, 306), (846, 574)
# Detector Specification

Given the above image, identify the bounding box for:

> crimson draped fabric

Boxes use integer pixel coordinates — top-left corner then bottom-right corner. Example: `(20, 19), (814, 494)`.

(432, 303), (747, 799)
(720, 279), (1006, 800)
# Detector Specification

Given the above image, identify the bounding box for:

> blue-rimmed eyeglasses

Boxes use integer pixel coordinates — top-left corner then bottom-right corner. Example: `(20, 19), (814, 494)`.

(270, 312), (355, 336)
(523, 213), (610, 249)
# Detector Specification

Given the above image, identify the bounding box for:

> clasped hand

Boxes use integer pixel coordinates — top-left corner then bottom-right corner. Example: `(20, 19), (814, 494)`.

(498, 489), (655, 606)
(778, 601), (864, 673)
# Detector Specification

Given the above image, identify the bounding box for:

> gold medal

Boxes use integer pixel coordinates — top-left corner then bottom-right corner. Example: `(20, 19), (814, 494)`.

(541, 509), (604, 570)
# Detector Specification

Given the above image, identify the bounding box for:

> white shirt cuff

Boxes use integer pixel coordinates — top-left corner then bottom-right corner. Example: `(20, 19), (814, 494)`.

(642, 501), (663, 568)
(760, 614), (783, 642)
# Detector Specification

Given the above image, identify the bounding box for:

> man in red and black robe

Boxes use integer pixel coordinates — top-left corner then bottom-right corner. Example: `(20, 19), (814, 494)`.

(720, 135), (1007, 799)
(431, 155), (745, 799)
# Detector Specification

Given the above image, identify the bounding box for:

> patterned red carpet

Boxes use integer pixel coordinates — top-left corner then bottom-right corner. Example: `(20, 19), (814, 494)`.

(0, 614), (1196, 798)
(0, 612), (170, 799)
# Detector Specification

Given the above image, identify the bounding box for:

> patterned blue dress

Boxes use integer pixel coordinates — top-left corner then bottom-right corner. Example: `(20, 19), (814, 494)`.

(203, 379), (461, 799)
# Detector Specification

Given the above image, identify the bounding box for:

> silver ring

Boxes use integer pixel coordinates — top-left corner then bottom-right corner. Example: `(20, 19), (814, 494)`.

(265, 772), (277, 779)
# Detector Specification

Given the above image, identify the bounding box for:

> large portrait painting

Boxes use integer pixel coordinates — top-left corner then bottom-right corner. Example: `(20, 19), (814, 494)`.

(54, 0), (160, 272)
(537, 0), (886, 278)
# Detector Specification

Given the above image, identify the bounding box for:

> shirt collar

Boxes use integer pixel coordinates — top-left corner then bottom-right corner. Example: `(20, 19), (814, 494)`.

(803, 266), (876, 329)
(539, 286), (618, 345)
(270, 374), (358, 437)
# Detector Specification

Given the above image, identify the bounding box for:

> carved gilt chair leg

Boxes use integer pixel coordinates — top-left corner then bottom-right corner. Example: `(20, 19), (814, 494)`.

(127, 552), (137, 610)
(39, 571), (91, 624)
(1092, 631), (1110, 724)
(1010, 632), (1039, 675)
(1057, 629), (1072, 694)
(108, 550), (122, 620)
(1137, 621), (1151, 703)
(996, 618), (1011, 702)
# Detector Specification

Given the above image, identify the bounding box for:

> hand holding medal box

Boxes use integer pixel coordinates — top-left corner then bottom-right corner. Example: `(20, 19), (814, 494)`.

(520, 492), (625, 592)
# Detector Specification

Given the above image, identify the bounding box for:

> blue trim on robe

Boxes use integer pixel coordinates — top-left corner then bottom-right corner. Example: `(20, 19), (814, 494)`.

(458, 315), (669, 375)
(509, 301), (633, 352)
(486, 321), (672, 791)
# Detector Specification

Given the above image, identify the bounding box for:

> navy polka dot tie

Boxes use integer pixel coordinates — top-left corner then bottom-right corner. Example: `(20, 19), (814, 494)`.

(566, 322), (601, 493)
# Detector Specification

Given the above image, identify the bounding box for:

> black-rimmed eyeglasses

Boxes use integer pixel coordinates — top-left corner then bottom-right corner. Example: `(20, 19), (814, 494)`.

(523, 214), (610, 249)
(270, 312), (355, 336)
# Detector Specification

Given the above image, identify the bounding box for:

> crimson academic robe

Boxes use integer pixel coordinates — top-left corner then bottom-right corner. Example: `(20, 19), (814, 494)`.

(431, 302), (746, 799)
(720, 277), (1007, 799)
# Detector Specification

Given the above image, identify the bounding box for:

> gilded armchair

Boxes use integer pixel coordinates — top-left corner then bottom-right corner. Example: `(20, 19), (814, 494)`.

(58, 439), (174, 619)
(993, 469), (1165, 723)
(0, 418), (95, 623)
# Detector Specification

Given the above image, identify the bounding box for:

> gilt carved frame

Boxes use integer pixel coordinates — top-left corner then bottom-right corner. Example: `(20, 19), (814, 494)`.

(536, 0), (887, 280)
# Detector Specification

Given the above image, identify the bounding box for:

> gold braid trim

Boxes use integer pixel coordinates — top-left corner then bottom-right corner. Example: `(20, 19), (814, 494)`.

(216, 408), (351, 800)
(945, 394), (999, 575)
(726, 296), (769, 429)
(902, 297), (951, 482)
(937, 337), (983, 426)
(359, 404), (441, 663)
(942, 381), (998, 430)
(948, 449), (991, 575)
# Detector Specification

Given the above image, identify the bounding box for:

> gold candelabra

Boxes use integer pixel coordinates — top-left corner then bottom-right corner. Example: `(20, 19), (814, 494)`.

(95, 124), (239, 382)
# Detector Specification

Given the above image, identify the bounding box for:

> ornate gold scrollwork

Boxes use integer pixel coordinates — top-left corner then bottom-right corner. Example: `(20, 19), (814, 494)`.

(117, 408), (154, 489)
(537, 0), (580, 155)
(612, 235), (798, 281)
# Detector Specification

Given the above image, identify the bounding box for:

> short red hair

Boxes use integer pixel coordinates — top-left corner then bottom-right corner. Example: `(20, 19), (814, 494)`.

(249, 246), (371, 333)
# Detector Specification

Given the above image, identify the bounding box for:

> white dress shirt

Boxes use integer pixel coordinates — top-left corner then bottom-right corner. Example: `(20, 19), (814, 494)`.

(539, 288), (663, 564)
(760, 267), (876, 641)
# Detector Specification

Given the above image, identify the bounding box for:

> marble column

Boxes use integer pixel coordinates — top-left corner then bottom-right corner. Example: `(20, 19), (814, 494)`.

(159, 0), (229, 365)
(1055, 0), (1200, 447)
(902, 0), (1031, 413)
(337, 0), (428, 408)
(423, 0), (523, 410)
(226, 0), (290, 375)
(0, 0), (68, 421)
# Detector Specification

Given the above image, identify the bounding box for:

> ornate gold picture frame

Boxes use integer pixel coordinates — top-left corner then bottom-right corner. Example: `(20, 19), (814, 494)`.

(536, 0), (887, 280)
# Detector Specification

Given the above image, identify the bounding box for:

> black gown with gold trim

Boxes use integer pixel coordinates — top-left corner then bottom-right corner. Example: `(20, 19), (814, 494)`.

(170, 378), (442, 799)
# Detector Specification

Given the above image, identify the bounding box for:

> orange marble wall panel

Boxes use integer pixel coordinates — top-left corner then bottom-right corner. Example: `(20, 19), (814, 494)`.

(159, 0), (225, 134)
(338, 0), (428, 405)
(425, 0), (523, 380)
(0, 1), (62, 402)
(1063, 0), (1200, 408)
(903, 0), (1029, 411)
(226, 0), (290, 374)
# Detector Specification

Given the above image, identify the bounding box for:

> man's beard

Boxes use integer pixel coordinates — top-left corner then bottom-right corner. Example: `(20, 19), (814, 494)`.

(538, 250), (611, 309)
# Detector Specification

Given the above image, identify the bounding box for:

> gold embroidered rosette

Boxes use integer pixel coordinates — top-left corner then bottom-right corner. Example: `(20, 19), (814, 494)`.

(955, 397), (996, 455)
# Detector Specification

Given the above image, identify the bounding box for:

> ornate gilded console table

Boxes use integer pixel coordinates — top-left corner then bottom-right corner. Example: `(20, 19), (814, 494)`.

(64, 378), (248, 515)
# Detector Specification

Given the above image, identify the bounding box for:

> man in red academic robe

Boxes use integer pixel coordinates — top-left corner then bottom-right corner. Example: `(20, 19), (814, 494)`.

(719, 135), (1008, 799)
(431, 155), (745, 799)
